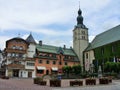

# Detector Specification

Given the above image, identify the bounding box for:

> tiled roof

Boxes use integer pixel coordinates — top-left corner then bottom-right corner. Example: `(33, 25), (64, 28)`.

(26, 34), (36, 44)
(36, 44), (77, 56)
(86, 25), (120, 51)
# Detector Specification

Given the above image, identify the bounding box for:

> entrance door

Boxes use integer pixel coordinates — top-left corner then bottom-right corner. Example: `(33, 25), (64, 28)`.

(28, 72), (32, 77)
(46, 70), (49, 75)
(13, 70), (19, 77)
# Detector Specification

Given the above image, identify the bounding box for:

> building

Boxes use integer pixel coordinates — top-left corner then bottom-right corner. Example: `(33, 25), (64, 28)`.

(2, 34), (36, 78)
(84, 25), (120, 72)
(35, 42), (79, 76)
(0, 50), (3, 68)
(73, 7), (89, 70)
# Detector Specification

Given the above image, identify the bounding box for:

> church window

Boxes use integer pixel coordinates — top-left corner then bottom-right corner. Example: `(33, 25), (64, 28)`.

(86, 53), (88, 59)
(101, 48), (104, 55)
(81, 31), (85, 35)
(82, 36), (85, 40)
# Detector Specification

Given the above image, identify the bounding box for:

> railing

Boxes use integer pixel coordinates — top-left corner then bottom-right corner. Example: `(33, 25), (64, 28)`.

(5, 48), (26, 53)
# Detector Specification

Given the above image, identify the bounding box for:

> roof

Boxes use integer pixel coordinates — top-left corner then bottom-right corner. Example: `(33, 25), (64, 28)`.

(36, 44), (77, 56)
(86, 25), (120, 51)
(26, 34), (36, 44)
(6, 37), (28, 47)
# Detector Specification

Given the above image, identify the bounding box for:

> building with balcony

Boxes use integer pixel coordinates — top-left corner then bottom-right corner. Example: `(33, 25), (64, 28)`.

(2, 34), (36, 78)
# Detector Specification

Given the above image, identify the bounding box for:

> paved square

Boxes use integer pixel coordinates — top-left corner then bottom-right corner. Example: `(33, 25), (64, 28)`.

(0, 78), (120, 90)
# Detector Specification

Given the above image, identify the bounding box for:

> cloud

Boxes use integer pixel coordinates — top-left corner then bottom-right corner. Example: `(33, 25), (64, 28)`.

(0, 0), (120, 50)
(0, 36), (12, 50)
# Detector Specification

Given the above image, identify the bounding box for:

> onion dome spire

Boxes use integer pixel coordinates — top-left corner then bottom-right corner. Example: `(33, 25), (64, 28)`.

(77, 8), (83, 25)
(75, 4), (87, 29)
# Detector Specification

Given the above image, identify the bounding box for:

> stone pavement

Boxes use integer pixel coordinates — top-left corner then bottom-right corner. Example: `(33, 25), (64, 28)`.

(0, 78), (120, 90)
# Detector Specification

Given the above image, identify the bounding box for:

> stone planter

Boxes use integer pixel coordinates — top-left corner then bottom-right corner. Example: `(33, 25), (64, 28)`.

(50, 80), (61, 87)
(1, 76), (9, 79)
(85, 78), (96, 85)
(70, 80), (83, 86)
(99, 78), (109, 84)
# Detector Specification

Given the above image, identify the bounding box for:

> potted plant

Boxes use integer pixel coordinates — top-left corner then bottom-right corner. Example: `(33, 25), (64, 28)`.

(50, 79), (61, 87)
(85, 78), (96, 85)
(70, 80), (83, 86)
(99, 77), (109, 84)
(33, 77), (46, 85)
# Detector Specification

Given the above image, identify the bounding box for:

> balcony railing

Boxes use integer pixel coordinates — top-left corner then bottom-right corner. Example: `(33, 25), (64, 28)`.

(5, 48), (26, 53)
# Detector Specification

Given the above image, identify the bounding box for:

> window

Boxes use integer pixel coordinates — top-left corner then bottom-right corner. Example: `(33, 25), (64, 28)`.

(27, 62), (34, 66)
(82, 36), (85, 40)
(64, 56), (69, 59)
(81, 31), (85, 34)
(39, 60), (42, 64)
(12, 53), (15, 57)
(59, 61), (62, 65)
(101, 48), (104, 55)
(52, 54), (56, 58)
(37, 70), (44, 74)
(65, 62), (67, 65)
(19, 46), (23, 50)
(46, 60), (49, 64)
(53, 61), (56, 65)
(86, 53), (88, 59)
(12, 45), (16, 49)
(19, 53), (23, 58)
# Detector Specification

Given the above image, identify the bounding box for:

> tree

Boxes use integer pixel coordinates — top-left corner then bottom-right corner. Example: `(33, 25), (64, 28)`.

(62, 66), (71, 77)
(72, 64), (81, 75)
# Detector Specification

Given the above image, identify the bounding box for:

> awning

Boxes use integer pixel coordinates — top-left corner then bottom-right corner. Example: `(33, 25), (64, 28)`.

(37, 66), (46, 70)
(52, 67), (58, 71)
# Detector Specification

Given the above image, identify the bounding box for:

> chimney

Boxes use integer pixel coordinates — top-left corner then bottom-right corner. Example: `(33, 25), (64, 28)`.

(63, 45), (66, 49)
(39, 40), (42, 46)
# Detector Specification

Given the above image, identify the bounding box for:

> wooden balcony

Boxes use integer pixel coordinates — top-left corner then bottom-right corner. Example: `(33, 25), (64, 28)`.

(5, 48), (26, 53)
(7, 63), (25, 69)
(8, 57), (26, 61)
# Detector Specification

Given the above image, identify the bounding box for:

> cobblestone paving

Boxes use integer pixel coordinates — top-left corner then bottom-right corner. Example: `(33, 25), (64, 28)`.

(53, 80), (120, 90)
(0, 78), (52, 90)
(0, 78), (120, 90)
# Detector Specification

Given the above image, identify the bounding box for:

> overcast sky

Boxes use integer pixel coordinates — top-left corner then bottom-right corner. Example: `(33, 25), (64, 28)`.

(0, 0), (120, 50)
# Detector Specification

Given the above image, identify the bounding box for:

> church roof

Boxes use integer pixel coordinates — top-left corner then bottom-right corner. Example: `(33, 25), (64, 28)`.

(86, 25), (120, 51)
(26, 34), (36, 44)
(36, 44), (78, 56)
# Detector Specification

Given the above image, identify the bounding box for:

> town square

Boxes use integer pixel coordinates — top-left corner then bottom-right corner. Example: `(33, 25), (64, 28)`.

(0, 0), (120, 90)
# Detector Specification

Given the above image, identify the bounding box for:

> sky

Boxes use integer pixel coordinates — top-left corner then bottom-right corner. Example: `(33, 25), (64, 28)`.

(0, 0), (120, 50)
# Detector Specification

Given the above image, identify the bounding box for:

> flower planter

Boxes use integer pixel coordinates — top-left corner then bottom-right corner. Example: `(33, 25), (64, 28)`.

(1, 76), (9, 79)
(85, 78), (96, 85)
(99, 78), (109, 84)
(50, 80), (61, 87)
(70, 80), (83, 86)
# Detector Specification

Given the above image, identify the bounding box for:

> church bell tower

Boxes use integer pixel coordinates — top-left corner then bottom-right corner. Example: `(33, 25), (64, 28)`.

(73, 7), (89, 69)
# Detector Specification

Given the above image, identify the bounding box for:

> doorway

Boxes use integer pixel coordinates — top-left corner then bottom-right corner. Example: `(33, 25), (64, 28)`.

(13, 70), (19, 77)
(46, 70), (49, 75)
(28, 72), (32, 77)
